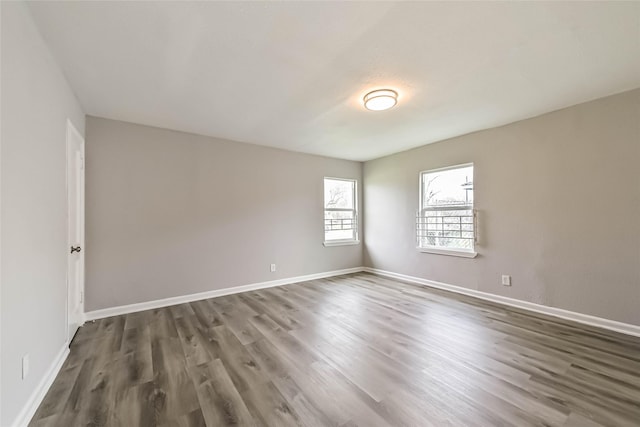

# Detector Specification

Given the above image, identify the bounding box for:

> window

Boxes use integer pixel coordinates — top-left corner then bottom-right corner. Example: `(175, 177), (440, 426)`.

(417, 164), (477, 257)
(324, 178), (358, 245)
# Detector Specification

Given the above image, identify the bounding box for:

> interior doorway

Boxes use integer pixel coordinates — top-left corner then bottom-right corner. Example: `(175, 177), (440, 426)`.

(66, 119), (85, 344)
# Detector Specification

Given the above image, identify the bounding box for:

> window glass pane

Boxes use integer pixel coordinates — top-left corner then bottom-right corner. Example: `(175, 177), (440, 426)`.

(422, 165), (473, 208)
(418, 165), (474, 251)
(324, 179), (354, 209)
(325, 210), (355, 241)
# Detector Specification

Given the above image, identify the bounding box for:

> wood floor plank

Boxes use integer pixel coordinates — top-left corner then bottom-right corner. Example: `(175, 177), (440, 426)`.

(114, 348), (154, 387)
(236, 379), (304, 426)
(245, 339), (337, 427)
(111, 380), (161, 426)
(30, 272), (640, 427)
(190, 299), (224, 329)
(174, 315), (213, 367)
(189, 359), (257, 427)
(151, 337), (201, 423)
(202, 325), (268, 393)
(121, 325), (152, 355)
(239, 292), (304, 331)
(158, 408), (208, 427)
(59, 358), (95, 416)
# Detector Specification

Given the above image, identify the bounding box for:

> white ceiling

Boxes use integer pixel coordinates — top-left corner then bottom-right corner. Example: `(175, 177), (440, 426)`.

(28, 1), (640, 161)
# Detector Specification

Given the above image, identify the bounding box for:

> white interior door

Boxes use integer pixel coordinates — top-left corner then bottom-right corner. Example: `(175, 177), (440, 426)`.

(67, 119), (85, 343)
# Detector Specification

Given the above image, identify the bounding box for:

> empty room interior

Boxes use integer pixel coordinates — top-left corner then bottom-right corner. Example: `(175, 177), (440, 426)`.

(2, 1), (640, 426)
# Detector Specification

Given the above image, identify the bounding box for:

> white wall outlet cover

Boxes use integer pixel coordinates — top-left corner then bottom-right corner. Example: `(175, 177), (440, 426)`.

(22, 354), (30, 379)
(502, 275), (512, 286)
(270, 264), (276, 272)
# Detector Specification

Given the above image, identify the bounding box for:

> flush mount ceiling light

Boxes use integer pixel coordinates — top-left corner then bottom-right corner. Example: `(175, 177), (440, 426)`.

(363, 89), (398, 111)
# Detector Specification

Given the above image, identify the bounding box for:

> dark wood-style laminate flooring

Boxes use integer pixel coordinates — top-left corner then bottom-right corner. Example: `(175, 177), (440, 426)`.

(30, 273), (640, 427)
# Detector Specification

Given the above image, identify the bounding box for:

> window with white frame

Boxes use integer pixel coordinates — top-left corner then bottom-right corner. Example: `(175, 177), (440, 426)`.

(417, 164), (476, 255)
(324, 178), (358, 244)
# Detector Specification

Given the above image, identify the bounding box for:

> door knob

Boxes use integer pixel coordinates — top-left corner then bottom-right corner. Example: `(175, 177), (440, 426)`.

(70, 246), (82, 254)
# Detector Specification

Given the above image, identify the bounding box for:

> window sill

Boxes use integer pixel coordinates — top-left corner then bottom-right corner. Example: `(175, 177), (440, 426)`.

(324, 240), (360, 247)
(417, 246), (478, 258)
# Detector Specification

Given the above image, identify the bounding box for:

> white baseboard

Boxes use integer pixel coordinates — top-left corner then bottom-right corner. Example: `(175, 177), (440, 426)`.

(12, 344), (70, 427)
(85, 264), (640, 335)
(364, 267), (640, 338)
(84, 267), (365, 321)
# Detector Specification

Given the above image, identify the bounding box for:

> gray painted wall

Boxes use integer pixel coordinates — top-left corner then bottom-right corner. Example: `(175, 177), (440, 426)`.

(85, 117), (362, 311)
(363, 89), (640, 326)
(2, 7), (637, 422)
(1, 2), (85, 425)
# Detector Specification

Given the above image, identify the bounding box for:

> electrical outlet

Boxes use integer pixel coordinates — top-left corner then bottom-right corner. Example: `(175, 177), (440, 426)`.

(270, 263), (276, 272)
(22, 354), (30, 380)
(501, 275), (511, 286)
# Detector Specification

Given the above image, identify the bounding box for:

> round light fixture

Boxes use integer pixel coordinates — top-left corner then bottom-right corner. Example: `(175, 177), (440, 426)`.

(363, 89), (398, 111)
